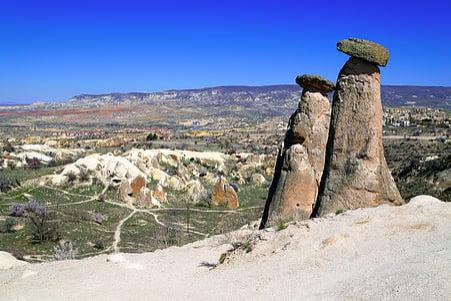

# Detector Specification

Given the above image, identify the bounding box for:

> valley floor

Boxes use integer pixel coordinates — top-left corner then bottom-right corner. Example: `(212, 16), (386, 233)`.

(0, 195), (450, 300)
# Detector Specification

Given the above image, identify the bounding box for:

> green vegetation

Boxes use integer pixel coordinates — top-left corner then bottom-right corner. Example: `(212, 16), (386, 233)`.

(219, 252), (228, 264)
(384, 140), (450, 202)
(335, 209), (345, 215)
(0, 164), (267, 260)
(1, 166), (57, 183)
(241, 239), (254, 253)
(276, 220), (288, 231)
(146, 133), (159, 141)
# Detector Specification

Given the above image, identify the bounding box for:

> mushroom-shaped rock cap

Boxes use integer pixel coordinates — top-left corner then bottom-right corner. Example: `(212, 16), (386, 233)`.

(337, 38), (390, 67)
(296, 74), (335, 93)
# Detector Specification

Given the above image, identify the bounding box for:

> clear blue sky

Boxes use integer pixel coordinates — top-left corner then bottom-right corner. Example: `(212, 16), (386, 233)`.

(1, 0), (450, 104)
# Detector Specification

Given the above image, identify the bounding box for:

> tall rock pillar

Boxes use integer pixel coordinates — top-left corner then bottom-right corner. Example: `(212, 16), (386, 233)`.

(313, 38), (403, 217)
(260, 75), (333, 228)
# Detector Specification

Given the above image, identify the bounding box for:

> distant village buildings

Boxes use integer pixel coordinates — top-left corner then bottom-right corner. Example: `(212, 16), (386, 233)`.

(383, 107), (450, 129)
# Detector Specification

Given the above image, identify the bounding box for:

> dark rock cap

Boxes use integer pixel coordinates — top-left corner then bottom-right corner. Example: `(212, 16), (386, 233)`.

(337, 38), (390, 67)
(296, 74), (335, 93)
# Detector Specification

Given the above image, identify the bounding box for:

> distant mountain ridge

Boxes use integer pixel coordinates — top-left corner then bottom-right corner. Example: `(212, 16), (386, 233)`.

(66, 85), (450, 109)
(5, 85), (449, 110)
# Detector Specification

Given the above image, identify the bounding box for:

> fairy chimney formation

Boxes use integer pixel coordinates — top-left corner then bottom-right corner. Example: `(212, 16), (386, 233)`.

(313, 38), (403, 217)
(260, 38), (403, 228)
(260, 75), (333, 228)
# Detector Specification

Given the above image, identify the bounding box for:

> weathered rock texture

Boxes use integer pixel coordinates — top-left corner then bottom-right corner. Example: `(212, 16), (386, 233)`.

(130, 175), (146, 195)
(337, 38), (389, 66)
(119, 180), (133, 203)
(313, 57), (403, 217)
(260, 75), (332, 228)
(211, 177), (239, 209)
(296, 74), (335, 93)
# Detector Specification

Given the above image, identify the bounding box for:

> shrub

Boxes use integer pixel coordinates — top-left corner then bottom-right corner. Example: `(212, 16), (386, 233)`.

(241, 239), (254, 253)
(79, 169), (90, 182)
(93, 240), (105, 250)
(2, 217), (16, 233)
(0, 174), (20, 193)
(3, 142), (15, 153)
(98, 194), (105, 202)
(218, 232), (260, 265)
(25, 157), (41, 169)
(7, 160), (16, 170)
(93, 212), (103, 224)
(66, 172), (77, 182)
(8, 203), (25, 217)
(191, 189), (210, 207)
(335, 208), (345, 215)
(53, 241), (77, 260)
(230, 182), (239, 193)
(47, 159), (57, 167)
(219, 252), (228, 264)
(276, 220), (288, 231)
(25, 199), (60, 242)
(146, 133), (158, 141)
(48, 157), (74, 167)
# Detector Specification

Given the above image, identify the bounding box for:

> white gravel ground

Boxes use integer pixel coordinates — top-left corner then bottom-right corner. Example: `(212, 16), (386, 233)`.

(0, 195), (450, 301)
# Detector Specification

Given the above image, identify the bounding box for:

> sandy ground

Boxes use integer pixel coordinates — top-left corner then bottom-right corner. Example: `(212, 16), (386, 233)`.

(0, 195), (450, 300)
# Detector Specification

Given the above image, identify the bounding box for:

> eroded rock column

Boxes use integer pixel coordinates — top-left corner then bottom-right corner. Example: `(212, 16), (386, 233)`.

(260, 75), (333, 228)
(313, 38), (403, 217)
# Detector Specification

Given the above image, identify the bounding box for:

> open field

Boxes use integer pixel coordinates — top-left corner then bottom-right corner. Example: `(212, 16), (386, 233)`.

(0, 165), (267, 259)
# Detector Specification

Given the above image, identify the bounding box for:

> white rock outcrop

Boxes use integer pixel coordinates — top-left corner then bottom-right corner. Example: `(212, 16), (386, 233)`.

(52, 153), (146, 186)
(0, 251), (28, 270)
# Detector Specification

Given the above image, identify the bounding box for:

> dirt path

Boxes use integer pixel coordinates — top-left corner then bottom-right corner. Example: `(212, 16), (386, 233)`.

(0, 187), (40, 204)
(383, 135), (444, 140)
(143, 205), (263, 214)
(12, 182), (248, 258)
(42, 185), (91, 198)
(50, 184), (109, 207)
(111, 210), (137, 253)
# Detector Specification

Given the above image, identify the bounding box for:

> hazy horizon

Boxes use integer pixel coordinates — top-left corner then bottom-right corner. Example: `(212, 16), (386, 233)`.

(2, 82), (451, 106)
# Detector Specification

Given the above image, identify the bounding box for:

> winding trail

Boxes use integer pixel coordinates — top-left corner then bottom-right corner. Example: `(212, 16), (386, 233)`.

(112, 209), (137, 253)
(42, 185), (92, 197)
(138, 208), (208, 237)
(0, 187), (40, 204)
(49, 184), (110, 207)
(148, 206), (263, 214)
(11, 182), (252, 259)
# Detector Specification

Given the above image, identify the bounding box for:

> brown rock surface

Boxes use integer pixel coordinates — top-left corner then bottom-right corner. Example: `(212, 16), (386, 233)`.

(119, 180), (133, 203)
(260, 80), (331, 228)
(314, 57), (403, 217)
(211, 177), (239, 209)
(130, 175), (146, 195)
(152, 184), (167, 203)
(296, 74), (335, 93)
